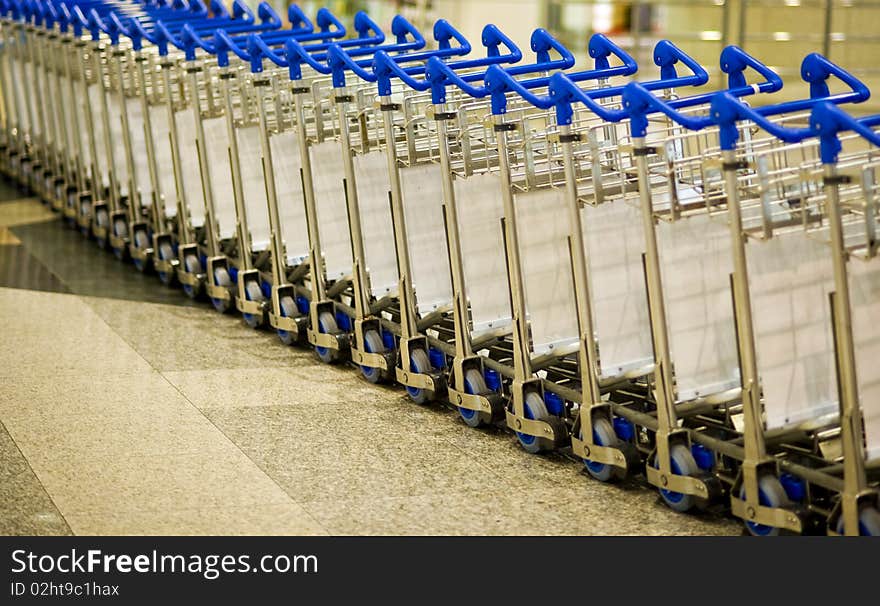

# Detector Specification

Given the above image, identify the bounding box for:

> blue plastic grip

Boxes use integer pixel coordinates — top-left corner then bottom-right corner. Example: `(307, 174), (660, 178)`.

(810, 102), (880, 163)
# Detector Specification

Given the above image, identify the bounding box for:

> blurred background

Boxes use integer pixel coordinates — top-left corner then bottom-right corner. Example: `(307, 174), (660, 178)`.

(240, 1), (880, 108)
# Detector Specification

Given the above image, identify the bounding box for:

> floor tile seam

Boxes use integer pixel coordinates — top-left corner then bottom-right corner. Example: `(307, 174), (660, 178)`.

(154, 369), (333, 535)
(0, 418), (75, 535)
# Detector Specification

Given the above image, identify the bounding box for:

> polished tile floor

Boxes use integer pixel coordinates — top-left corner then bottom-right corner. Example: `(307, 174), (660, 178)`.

(0, 182), (740, 536)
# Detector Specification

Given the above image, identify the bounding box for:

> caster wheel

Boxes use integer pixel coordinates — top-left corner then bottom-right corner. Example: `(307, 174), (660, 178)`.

(133, 230), (150, 273)
(276, 295), (297, 346)
(581, 417), (625, 482)
(112, 219), (127, 260)
(655, 444), (700, 513)
(739, 475), (791, 536)
(836, 506), (880, 536)
(315, 311), (340, 364)
(182, 254), (201, 300)
(516, 393), (554, 454)
(404, 348), (433, 405)
(95, 208), (109, 249)
(459, 369), (491, 428)
(211, 267), (233, 313)
(242, 280), (265, 328)
(360, 329), (385, 384)
(157, 241), (176, 286)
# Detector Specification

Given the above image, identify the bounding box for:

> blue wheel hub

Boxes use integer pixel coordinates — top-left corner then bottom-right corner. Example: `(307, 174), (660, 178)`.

(659, 456), (685, 505)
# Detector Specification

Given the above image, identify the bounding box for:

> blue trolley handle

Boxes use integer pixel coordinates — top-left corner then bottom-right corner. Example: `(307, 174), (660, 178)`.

(159, 3), (281, 60)
(424, 28), (576, 104)
(86, 8), (120, 44)
(326, 19), (471, 88)
(234, 12), (351, 72)
(484, 33), (636, 115)
(286, 4), (312, 36)
(631, 52), (869, 150)
(549, 40), (711, 126)
(214, 9), (361, 70)
(285, 14), (425, 81)
(809, 102), (880, 163)
(373, 24), (522, 96)
(620, 44), (785, 137)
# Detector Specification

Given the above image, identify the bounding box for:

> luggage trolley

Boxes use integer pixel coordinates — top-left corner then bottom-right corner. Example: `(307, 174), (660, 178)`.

(1, 0), (47, 185)
(0, 0), (18, 176)
(539, 56), (785, 511)
(365, 26), (531, 403)
(30, 2), (71, 213)
(111, 1), (282, 264)
(480, 42), (734, 464)
(799, 104), (880, 535)
(51, 4), (99, 236)
(182, 9), (379, 327)
(303, 23), (502, 383)
(369, 32), (627, 409)
(205, 13), (413, 340)
(281, 18), (432, 367)
(125, 4), (334, 283)
(679, 94), (879, 534)
(10, 0), (51, 195)
(409, 32), (586, 425)
(237, 15), (390, 344)
(11, 1), (50, 199)
(599, 54), (870, 527)
(148, 2), (285, 299)
(43, 0), (83, 221)
(115, 0), (271, 284)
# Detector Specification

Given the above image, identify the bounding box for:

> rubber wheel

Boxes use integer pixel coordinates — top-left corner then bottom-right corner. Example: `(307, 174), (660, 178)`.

(79, 201), (91, 237)
(360, 329), (385, 384)
(858, 507), (880, 536)
(242, 280), (265, 328)
(133, 230), (150, 272)
(516, 393), (554, 454)
(315, 311), (340, 363)
(113, 217), (128, 238)
(112, 218), (128, 260)
(581, 417), (623, 482)
(405, 348), (433, 405)
(740, 475), (791, 536)
(836, 506), (880, 536)
(276, 295), (297, 345)
(656, 444), (700, 513)
(211, 267), (232, 313)
(459, 369), (489, 428)
(157, 241), (175, 286)
(182, 254), (201, 300)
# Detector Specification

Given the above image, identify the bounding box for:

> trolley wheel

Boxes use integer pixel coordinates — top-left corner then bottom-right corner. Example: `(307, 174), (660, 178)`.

(740, 475), (791, 536)
(655, 444), (700, 513)
(95, 208), (109, 248)
(405, 348), (433, 405)
(516, 392), (554, 455)
(581, 417), (625, 482)
(277, 295), (297, 346)
(157, 241), (175, 286)
(360, 329), (385, 384)
(858, 507), (880, 536)
(79, 201), (91, 237)
(211, 267), (232, 313)
(133, 230), (150, 272)
(315, 311), (340, 364)
(112, 218), (127, 260)
(242, 280), (265, 328)
(182, 254), (201, 300)
(459, 369), (491, 428)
